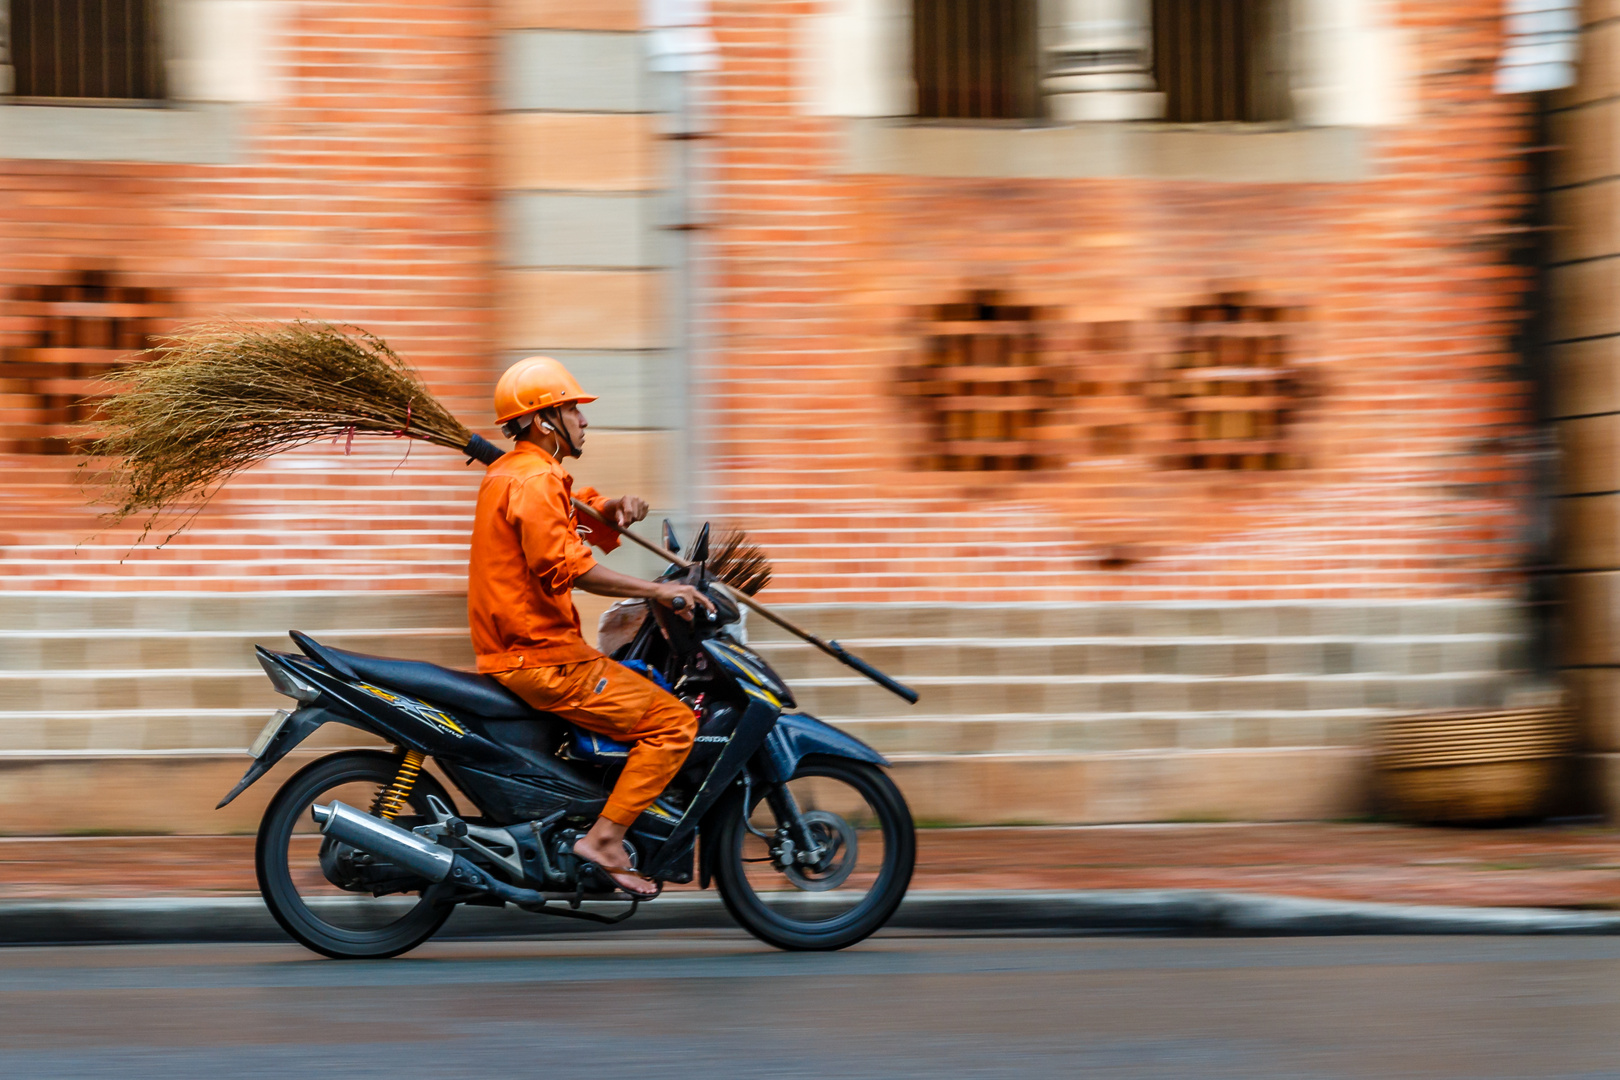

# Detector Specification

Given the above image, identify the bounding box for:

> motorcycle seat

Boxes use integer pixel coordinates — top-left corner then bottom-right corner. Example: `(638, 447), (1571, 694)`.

(289, 631), (533, 720)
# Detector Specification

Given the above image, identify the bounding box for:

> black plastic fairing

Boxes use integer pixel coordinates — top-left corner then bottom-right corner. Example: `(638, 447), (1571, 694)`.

(290, 631), (532, 719)
(259, 648), (524, 772)
(701, 639), (794, 708)
(437, 762), (604, 823)
(642, 693), (781, 879)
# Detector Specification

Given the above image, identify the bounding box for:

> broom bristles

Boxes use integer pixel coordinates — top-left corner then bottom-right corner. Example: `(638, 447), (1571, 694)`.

(709, 528), (772, 596)
(81, 320), (473, 530)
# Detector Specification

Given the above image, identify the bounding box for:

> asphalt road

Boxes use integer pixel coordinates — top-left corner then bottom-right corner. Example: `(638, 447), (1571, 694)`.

(2, 931), (1619, 1078)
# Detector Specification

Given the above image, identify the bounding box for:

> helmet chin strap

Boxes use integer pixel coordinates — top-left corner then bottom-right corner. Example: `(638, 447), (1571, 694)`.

(540, 406), (581, 458)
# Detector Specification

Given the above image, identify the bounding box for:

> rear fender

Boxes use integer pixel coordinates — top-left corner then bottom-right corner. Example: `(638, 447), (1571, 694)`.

(215, 706), (353, 808)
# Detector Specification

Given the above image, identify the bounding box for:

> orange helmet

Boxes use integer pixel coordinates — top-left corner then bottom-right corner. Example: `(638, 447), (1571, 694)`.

(493, 356), (596, 424)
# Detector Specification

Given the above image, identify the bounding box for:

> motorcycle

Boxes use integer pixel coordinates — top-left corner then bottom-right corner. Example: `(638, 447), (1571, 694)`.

(218, 522), (918, 957)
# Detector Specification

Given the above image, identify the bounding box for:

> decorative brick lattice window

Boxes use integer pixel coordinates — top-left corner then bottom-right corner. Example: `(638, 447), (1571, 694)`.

(0, 271), (175, 454)
(1157, 293), (1303, 471)
(900, 292), (1071, 472)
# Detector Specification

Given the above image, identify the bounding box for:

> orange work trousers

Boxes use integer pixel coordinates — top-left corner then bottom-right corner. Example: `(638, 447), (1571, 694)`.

(492, 656), (695, 827)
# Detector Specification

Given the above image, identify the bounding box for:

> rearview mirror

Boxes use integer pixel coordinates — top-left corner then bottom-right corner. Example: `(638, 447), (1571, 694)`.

(662, 519), (682, 556)
(690, 522), (711, 563)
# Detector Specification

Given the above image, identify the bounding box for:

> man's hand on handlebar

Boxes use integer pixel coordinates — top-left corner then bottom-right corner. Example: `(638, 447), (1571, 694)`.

(654, 582), (715, 621)
(575, 565), (715, 620)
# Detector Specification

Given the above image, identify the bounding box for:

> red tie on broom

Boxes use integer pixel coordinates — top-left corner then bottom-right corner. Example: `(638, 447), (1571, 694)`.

(82, 320), (918, 703)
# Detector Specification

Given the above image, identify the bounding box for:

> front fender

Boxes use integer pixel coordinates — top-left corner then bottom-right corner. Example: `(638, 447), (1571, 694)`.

(215, 706), (352, 808)
(762, 712), (889, 782)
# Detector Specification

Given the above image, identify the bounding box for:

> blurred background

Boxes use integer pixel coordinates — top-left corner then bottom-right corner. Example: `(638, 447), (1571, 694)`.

(0, 0), (1604, 866)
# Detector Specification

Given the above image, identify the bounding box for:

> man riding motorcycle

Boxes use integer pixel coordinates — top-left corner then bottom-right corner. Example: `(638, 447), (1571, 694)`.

(468, 356), (715, 897)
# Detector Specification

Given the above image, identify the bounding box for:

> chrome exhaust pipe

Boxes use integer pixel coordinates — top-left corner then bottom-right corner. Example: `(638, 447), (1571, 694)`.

(312, 800), (456, 883)
(311, 801), (553, 907)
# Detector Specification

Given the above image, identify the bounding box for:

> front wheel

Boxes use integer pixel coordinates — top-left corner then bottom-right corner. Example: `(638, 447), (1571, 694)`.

(256, 750), (455, 959)
(712, 755), (914, 951)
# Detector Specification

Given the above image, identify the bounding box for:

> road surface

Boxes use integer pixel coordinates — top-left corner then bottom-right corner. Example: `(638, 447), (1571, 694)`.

(1, 931), (1617, 1077)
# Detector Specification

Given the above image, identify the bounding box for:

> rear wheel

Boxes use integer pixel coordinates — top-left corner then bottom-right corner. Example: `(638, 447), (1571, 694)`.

(713, 756), (914, 951)
(256, 750), (454, 959)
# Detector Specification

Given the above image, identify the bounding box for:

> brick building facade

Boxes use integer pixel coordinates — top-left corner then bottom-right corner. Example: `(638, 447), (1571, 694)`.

(0, 1), (1573, 830)
(0, 0), (502, 591)
(709, 0), (1537, 606)
(0, 1), (1541, 601)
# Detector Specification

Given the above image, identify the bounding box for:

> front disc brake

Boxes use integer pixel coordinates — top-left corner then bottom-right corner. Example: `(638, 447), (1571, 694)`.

(781, 810), (858, 892)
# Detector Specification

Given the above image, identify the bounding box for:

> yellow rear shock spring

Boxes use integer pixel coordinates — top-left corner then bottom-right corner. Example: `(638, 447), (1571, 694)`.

(372, 748), (426, 820)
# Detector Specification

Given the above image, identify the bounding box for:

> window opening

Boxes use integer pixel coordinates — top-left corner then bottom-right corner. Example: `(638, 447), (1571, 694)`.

(1156, 293), (1303, 471)
(913, 0), (1040, 120)
(901, 291), (1069, 472)
(1, 271), (175, 455)
(10, 0), (165, 102)
(1150, 0), (1289, 122)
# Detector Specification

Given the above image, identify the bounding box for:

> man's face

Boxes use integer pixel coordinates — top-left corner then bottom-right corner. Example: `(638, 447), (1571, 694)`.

(557, 402), (587, 455)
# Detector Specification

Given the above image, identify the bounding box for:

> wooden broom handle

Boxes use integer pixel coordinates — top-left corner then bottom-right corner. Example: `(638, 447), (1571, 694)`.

(571, 499), (920, 704)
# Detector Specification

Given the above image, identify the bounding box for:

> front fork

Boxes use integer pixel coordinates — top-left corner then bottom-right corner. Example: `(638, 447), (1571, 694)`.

(745, 771), (826, 871)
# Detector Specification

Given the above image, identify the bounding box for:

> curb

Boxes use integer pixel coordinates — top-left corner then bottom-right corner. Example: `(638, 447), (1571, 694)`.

(5, 889), (1620, 945)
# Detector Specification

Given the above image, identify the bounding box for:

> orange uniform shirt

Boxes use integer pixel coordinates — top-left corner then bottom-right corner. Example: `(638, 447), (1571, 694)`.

(468, 442), (621, 672)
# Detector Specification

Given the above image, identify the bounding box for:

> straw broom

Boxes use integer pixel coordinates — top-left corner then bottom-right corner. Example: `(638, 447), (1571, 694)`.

(82, 319), (769, 592)
(84, 320), (491, 529)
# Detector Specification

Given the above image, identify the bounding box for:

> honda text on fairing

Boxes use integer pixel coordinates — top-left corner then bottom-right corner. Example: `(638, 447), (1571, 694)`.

(222, 523), (918, 957)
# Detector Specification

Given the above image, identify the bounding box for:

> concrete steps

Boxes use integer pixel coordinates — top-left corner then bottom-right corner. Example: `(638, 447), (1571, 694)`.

(0, 629), (474, 671)
(0, 668), (1519, 716)
(831, 710), (1386, 754)
(752, 635), (1521, 680)
(0, 708), (1391, 757)
(0, 710), (378, 753)
(0, 592), (467, 629)
(786, 671), (1516, 718)
(0, 594), (1533, 830)
(744, 601), (1524, 640)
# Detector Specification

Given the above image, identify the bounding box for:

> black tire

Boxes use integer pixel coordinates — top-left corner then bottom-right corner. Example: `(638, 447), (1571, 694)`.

(256, 750), (455, 959)
(713, 756), (914, 951)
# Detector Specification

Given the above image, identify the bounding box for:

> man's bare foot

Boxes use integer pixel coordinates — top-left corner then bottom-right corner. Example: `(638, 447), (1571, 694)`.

(574, 821), (656, 897)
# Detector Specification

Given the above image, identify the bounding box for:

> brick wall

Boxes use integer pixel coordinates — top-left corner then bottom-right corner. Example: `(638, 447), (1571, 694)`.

(705, 0), (1540, 604)
(0, 0), (1542, 610)
(0, 0), (498, 591)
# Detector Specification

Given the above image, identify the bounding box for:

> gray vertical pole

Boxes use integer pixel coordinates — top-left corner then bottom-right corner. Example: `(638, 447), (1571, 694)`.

(670, 64), (697, 535)
(648, 1), (717, 538)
